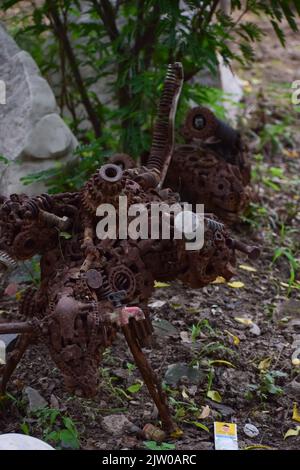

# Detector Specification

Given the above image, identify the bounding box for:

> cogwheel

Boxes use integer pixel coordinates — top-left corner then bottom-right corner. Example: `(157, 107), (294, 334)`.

(0, 250), (17, 272)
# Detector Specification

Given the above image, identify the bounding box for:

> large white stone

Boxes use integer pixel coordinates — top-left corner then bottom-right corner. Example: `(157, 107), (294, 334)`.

(0, 23), (77, 196)
(23, 114), (74, 160)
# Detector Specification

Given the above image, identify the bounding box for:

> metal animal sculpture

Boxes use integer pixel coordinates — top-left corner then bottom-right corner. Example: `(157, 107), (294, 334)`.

(0, 64), (258, 433)
(164, 106), (252, 224)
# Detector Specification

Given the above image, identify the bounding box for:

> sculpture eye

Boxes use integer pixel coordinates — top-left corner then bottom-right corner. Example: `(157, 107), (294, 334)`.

(193, 114), (206, 130)
(24, 239), (36, 250)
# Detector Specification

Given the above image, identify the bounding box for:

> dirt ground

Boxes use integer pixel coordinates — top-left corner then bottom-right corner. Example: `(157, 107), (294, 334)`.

(0, 16), (300, 450)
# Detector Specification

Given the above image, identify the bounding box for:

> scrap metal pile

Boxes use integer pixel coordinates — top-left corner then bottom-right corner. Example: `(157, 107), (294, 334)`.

(0, 63), (258, 432)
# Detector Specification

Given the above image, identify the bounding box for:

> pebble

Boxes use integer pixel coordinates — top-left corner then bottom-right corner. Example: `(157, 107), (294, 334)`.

(244, 423), (260, 438)
(101, 414), (133, 436)
(23, 386), (47, 413)
(250, 323), (261, 336)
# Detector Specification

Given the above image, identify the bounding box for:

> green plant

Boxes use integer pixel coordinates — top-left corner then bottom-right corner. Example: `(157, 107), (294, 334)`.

(144, 440), (175, 450)
(34, 407), (80, 450)
(190, 318), (215, 342)
(2, 0), (300, 190)
(126, 362), (137, 374)
(196, 341), (236, 360)
(272, 247), (300, 293)
(100, 367), (132, 403)
(259, 119), (293, 157)
(169, 394), (202, 421)
(246, 370), (287, 401)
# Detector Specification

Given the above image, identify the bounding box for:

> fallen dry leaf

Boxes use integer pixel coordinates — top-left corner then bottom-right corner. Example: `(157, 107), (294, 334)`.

(239, 264), (257, 273)
(199, 405), (211, 420)
(209, 359), (235, 368)
(170, 428), (184, 439)
(224, 330), (240, 346)
(244, 444), (274, 450)
(228, 281), (245, 288)
(154, 281), (170, 288)
(234, 317), (253, 326)
(283, 149), (299, 158)
(207, 390), (222, 403)
(284, 426), (300, 439)
(212, 276), (226, 284)
(292, 403), (300, 423)
(258, 357), (272, 371)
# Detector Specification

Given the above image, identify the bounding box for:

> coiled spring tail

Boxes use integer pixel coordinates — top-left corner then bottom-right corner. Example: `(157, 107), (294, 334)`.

(147, 63), (184, 187)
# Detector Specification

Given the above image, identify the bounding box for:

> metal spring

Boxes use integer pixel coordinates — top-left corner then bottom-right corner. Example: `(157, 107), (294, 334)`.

(99, 270), (113, 299)
(147, 63), (183, 173)
(205, 217), (224, 232)
(0, 250), (17, 271)
(24, 194), (53, 217)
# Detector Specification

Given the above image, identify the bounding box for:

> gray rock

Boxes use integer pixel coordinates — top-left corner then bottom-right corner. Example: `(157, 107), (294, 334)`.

(23, 114), (73, 160)
(164, 362), (204, 386)
(249, 323), (261, 336)
(153, 319), (178, 337)
(243, 423), (259, 438)
(101, 414), (133, 436)
(23, 386), (47, 412)
(207, 401), (235, 417)
(0, 23), (77, 195)
(292, 335), (300, 349)
(284, 377), (300, 400)
(148, 300), (167, 309)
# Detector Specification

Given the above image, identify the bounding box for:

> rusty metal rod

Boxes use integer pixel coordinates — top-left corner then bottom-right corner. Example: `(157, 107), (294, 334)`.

(0, 334), (32, 395)
(0, 322), (33, 334)
(122, 323), (177, 433)
(227, 238), (260, 260)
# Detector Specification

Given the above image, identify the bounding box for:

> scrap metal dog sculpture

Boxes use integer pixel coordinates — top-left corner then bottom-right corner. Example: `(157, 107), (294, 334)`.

(164, 106), (252, 224)
(0, 64), (258, 432)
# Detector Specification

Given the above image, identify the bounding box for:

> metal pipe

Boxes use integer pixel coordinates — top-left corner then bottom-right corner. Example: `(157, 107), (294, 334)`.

(0, 322), (33, 334)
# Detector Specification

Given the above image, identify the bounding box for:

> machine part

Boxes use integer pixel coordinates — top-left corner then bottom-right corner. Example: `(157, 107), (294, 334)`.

(108, 153), (135, 170)
(99, 163), (123, 183)
(86, 269), (103, 290)
(0, 250), (17, 272)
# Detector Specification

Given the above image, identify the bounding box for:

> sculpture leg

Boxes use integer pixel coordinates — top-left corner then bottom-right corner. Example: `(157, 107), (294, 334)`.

(0, 334), (32, 395)
(122, 323), (176, 433)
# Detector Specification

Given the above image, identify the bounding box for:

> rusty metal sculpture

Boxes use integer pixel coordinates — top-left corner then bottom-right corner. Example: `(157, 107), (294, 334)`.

(164, 106), (252, 224)
(0, 64), (259, 433)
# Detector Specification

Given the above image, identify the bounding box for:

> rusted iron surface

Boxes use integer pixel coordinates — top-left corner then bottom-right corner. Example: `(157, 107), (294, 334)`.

(164, 106), (251, 224)
(0, 64), (259, 432)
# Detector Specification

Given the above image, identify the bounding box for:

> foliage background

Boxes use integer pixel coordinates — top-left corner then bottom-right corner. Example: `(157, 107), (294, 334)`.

(1, 0), (300, 191)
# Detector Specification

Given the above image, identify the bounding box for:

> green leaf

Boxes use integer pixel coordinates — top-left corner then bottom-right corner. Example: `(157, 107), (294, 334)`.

(20, 422), (30, 435)
(127, 382), (143, 394)
(59, 429), (80, 449)
(60, 232), (72, 240)
(207, 390), (222, 403)
(189, 421), (210, 433)
(0, 155), (11, 165)
(45, 430), (60, 444)
(144, 441), (176, 451)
